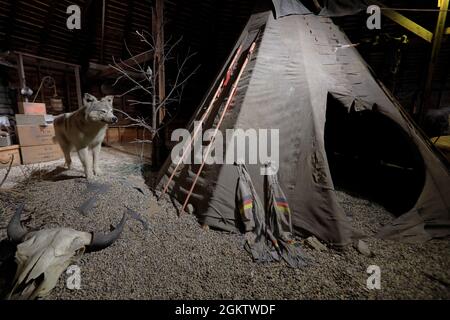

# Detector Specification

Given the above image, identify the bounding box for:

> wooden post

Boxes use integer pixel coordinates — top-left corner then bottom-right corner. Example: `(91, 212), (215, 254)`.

(37, 64), (45, 103)
(65, 71), (72, 112)
(100, 0), (106, 64)
(153, 0), (166, 124)
(17, 53), (26, 90)
(74, 66), (82, 109)
(152, 0), (165, 166)
(16, 53), (26, 102)
(419, 0), (449, 123)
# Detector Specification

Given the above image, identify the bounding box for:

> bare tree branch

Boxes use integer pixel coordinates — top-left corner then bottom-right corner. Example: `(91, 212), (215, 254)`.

(111, 31), (198, 163)
(0, 154), (14, 188)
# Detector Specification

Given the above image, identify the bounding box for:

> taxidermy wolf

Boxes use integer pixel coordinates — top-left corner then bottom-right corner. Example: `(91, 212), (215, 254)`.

(54, 93), (118, 179)
(7, 204), (126, 299)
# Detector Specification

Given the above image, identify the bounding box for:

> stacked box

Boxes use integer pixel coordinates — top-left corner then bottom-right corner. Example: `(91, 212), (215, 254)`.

(15, 110), (63, 165)
(17, 102), (46, 115)
(0, 145), (21, 168)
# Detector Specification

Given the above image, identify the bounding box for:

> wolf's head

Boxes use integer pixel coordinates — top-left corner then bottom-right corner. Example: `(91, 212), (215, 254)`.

(83, 93), (118, 124)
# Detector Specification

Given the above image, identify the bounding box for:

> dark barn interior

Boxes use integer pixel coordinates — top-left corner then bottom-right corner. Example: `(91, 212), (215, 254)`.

(0, 0), (449, 301)
(0, 1), (449, 114)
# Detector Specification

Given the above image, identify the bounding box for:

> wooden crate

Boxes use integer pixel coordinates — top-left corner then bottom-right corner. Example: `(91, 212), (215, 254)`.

(0, 145), (21, 168)
(105, 127), (153, 145)
(104, 127), (120, 144)
(18, 102), (46, 115)
(20, 144), (64, 165)
(16, 124), (56, 147)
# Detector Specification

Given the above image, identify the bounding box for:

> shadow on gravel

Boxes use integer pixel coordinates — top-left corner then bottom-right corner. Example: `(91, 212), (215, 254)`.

(21, 166), (84, 183)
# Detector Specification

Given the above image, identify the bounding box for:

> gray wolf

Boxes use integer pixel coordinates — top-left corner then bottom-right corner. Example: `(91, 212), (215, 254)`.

(54, 93), (118, 179)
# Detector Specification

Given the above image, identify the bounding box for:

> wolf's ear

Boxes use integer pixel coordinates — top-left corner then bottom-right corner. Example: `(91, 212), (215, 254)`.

(83, 93), (98, 108)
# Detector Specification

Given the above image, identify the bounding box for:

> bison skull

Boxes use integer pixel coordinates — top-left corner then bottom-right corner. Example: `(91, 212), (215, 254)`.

(7, 204), (126, 299)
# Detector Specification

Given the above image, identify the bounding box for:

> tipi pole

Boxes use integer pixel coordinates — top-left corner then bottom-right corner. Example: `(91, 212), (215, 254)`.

(161, 45), (243, 196)
(181, 41), (257, 213)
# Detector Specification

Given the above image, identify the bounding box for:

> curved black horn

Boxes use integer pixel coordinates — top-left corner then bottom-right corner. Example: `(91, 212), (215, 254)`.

(7, 204), (28, 243)
(87, 213), (127, 251)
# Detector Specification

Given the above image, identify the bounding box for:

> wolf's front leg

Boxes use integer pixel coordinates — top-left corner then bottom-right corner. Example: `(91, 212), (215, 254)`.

(78, 147), (93, 179)
(92, 144), (103, 176)
(61, 145), (72, 170)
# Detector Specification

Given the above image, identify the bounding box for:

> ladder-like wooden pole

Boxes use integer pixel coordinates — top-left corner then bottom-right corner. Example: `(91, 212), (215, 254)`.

(160, 45), (243, 196)
(181, 42), (257, 213)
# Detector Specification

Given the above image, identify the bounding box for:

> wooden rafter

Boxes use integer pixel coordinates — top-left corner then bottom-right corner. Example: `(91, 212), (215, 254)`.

(74, 66), (82, 108)
(100, 0), (106, 64)
(38, 0), (59, 56)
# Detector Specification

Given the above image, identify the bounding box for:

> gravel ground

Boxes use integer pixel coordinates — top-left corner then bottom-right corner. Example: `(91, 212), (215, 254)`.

(0, 148), (449, 300)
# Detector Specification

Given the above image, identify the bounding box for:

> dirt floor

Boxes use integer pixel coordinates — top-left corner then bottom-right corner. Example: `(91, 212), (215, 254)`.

(0, 147), (449, 300)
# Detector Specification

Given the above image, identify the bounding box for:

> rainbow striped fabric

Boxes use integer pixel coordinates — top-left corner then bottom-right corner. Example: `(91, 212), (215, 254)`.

(275, 197), (290, 214)
(240, 195), (253, 214)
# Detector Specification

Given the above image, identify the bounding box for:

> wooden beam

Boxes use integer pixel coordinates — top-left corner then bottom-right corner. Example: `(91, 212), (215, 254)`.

(13, 51), (80, 69)
(420, 0), (449, 121)
(64, 71), (72, 111)
(153, 0), (166, 123)
(100, 0), (106, 64)
(36, 65), (45, 103)
(16, 53), (26, 91)
(370, 1), (433, 43)
(74, 66), (82, 109)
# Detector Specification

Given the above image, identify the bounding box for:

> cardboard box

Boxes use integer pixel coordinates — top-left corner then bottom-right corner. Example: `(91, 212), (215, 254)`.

(20, 144), (63, 165)
(18, 102), (46, 115)
(15, 114), (54, 126)
(0, 145), (21, 168)
(16, 125), (56, 147)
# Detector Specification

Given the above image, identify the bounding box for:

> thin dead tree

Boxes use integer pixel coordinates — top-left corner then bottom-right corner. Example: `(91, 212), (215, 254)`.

(0, 154), (14, 188)
(110, 30), (199, 164)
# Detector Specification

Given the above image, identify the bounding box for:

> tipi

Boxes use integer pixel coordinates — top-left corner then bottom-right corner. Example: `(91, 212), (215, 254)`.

(158, 1), (450, 246)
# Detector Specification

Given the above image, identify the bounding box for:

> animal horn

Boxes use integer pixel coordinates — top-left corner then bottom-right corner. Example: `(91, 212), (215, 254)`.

(7, 204), (28, 243)
(87, 213), (127, 251)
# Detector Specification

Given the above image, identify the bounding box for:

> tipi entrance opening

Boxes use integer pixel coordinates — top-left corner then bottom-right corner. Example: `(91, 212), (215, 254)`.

(324, 95), (426, 216)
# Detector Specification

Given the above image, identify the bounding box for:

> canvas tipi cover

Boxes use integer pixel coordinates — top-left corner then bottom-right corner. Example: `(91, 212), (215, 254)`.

(158, 4), (450, 246)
